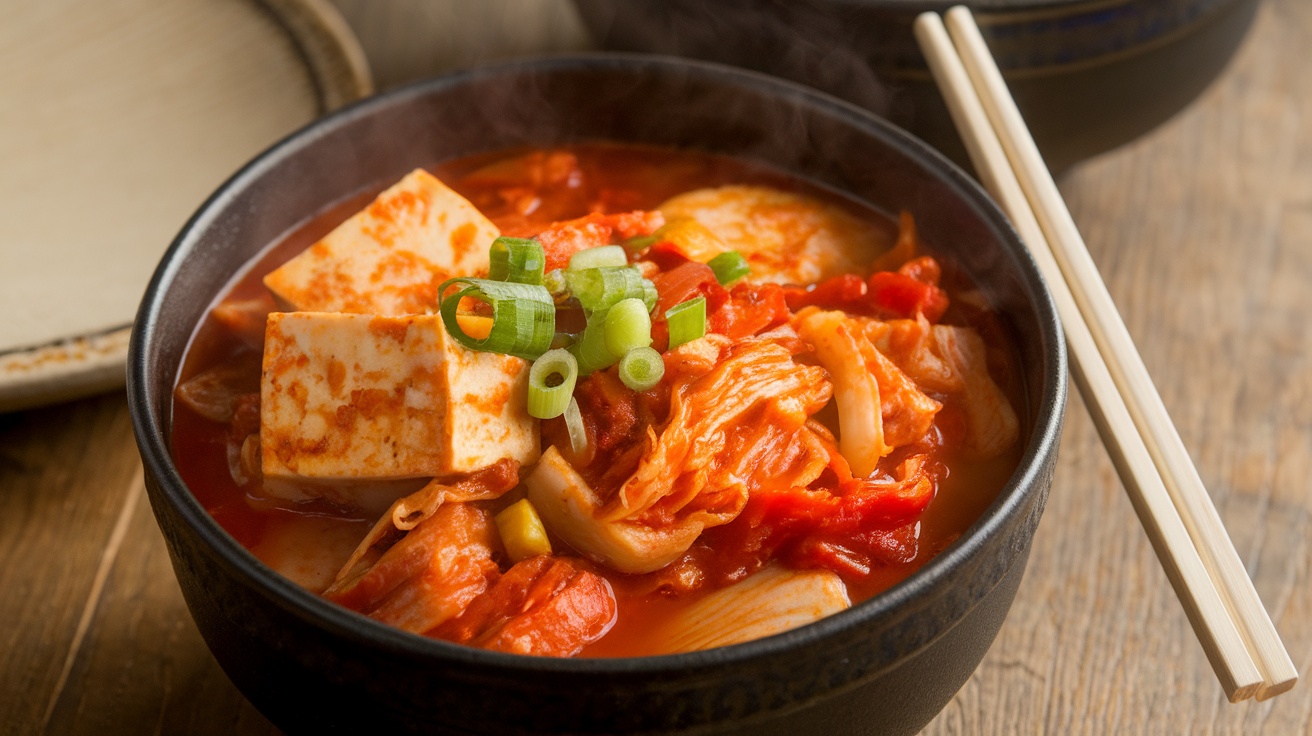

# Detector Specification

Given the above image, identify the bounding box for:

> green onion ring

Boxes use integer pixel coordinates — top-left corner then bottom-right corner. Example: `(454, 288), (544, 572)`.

(624, 234), (658, 251)
(618, 346), (665, 392)
(543, 268), (569, 296)
(437, 277), (555, 360)
(568, 309), (619, 375)
(707, 250), (750, 286)
(665, 295), (707, 350)
(527, 349), (578, 419)
(567, 266), (650, 314)
(488, 237), (545, 285)
(568, 245), (628, 271)
(641, 278), (658, 312)
(604, 298), (653, 357)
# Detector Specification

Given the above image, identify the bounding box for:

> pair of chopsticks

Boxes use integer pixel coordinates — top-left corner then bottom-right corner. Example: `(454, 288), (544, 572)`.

(913, 7), (1296, 702)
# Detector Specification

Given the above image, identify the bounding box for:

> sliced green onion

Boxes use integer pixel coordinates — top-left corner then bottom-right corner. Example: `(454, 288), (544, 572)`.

(566, 266), (649, 314)
(568, 245), (628, 271)
(604, 298), (652, 356)
(568, 310), (619, 375)
(527, 349), (578, 419)
(563, 397), (587, 456)
(623, 234), (658, 251)
(618, 346), (665, 392)
(641, 278), (658, 312)
(488, 237), (545, 285)
(707, 250), (750, 286)
(543, 268), (568, 296)
(437, 278), (555, 360)
(665, 296), (707, 350)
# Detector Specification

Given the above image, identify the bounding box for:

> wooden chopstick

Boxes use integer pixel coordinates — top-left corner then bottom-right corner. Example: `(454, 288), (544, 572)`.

(937, 5), (1298, 701)
(913, 9), (1281, 702)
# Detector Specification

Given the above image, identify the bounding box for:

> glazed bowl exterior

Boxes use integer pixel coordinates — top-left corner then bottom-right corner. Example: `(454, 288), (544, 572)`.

(128, 55), (1067, 735)
(571, 0), (1262, 171)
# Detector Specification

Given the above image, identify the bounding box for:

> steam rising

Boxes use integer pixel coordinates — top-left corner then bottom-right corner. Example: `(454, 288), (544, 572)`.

(574, 0), (893, 116)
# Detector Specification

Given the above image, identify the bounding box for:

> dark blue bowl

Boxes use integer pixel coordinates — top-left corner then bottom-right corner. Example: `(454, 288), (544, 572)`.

(571, 0), (1262, 171)
(128, 55), (1067, 735)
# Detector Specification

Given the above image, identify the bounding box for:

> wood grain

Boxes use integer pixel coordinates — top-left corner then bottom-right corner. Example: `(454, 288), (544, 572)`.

(928, 0), (1312, 730)
(0, 395), (145, 733)
(43, 478), (276, 735)
(2, 0), (1309, 734)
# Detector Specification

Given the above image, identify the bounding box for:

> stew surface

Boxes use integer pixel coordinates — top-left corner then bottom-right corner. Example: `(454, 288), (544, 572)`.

(172, 143), (1024, 657)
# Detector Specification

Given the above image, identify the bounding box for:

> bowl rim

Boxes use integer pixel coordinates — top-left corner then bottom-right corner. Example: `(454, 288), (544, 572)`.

(128, 52), (1067, 678)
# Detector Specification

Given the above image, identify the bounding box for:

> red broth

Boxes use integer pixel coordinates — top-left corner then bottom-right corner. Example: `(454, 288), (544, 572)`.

(171, 142), (1024, 657)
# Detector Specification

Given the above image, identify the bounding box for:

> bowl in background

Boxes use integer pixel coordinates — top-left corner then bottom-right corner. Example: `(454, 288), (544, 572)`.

(128, 55), (1066, 735)
(570, 0), (1262, 171)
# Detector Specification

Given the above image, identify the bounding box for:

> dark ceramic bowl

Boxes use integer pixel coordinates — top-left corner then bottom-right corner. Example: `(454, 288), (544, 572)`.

(128, 55), (1067, 735)
(571, 0), (1262, 171)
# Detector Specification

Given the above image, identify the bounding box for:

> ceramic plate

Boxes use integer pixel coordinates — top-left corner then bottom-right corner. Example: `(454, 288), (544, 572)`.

(0, 0), (371, 412)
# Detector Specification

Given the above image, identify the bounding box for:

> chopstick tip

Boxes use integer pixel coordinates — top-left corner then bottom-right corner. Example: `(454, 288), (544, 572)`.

(912, 9), (947, 48)
(1254, 675), (1298, 701)
(1226, 680), (1262, 704)
(913, 9), (940, 28)
(945, 5), (974, 23)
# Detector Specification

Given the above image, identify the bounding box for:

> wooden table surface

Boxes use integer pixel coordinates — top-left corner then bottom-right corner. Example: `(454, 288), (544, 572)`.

(4, 1), (1310, 733)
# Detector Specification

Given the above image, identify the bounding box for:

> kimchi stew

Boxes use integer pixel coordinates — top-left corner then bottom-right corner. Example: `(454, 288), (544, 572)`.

(172, 143), (1024, 658)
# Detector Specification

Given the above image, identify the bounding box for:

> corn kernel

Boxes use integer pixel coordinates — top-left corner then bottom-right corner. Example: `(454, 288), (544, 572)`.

(496, 498), (552, 562)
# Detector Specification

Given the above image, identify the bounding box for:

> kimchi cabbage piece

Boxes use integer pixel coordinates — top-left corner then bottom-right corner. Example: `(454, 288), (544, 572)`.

(174, 146), (1021, 658)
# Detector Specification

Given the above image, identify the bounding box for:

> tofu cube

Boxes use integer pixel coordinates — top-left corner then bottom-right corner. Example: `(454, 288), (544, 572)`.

(263, 169), (499, 315)
(260, 312), (539, 486)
